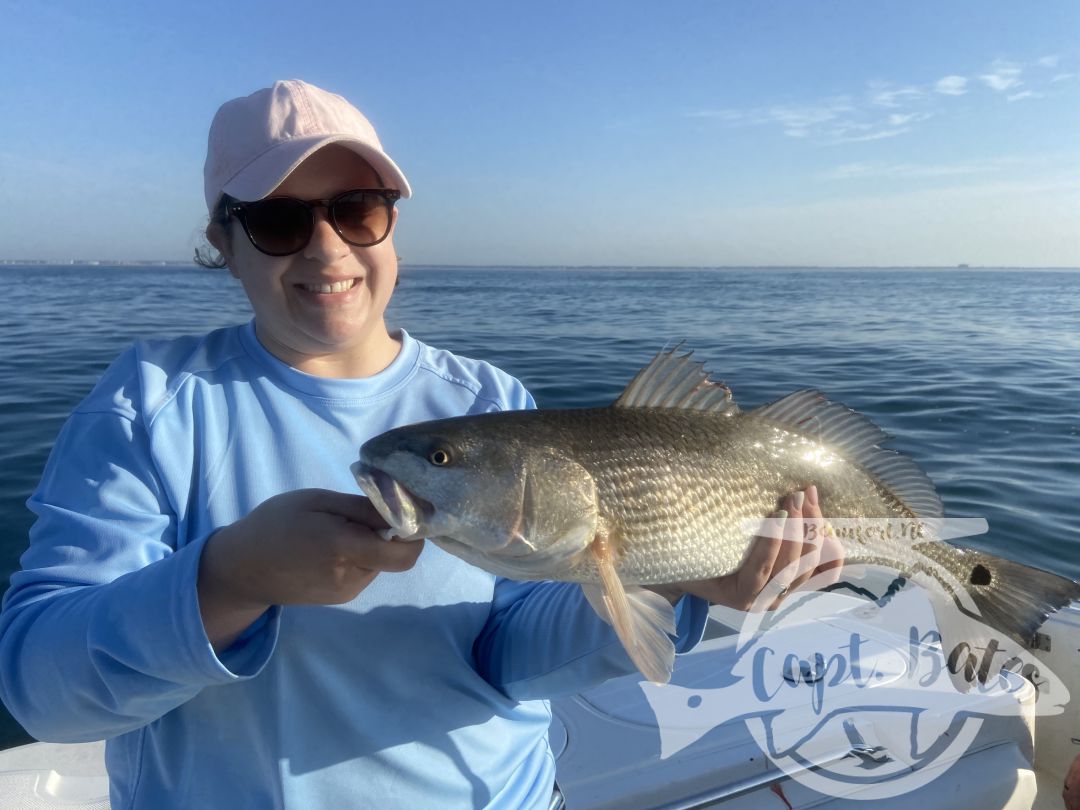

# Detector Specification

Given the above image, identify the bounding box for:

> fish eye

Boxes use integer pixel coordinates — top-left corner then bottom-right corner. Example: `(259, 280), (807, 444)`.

(429, 447), (453, 466)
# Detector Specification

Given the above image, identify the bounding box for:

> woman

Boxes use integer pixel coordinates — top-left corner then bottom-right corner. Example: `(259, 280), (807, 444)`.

(0, 80), (835, 808)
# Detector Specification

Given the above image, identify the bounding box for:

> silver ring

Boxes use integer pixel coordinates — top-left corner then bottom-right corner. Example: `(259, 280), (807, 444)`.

(778, 584), (790, 597)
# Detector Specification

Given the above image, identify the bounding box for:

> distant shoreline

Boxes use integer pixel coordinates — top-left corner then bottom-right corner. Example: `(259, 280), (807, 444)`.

(2, 261), (1079, 272)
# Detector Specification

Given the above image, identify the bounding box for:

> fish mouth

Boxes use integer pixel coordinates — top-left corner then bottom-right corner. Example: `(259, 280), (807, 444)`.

(351, 461), (433, 540)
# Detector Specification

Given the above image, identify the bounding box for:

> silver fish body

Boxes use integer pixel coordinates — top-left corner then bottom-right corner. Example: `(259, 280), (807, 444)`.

(375, 408), (907, 587)
(354, 348), (1080, 683)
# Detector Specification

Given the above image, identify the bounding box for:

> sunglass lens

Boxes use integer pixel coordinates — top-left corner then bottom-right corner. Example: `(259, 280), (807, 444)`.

(332, 192), (391, 247)
(242, 198), (311, 255)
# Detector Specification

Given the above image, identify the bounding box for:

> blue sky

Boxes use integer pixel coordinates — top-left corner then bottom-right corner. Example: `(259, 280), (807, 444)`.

(1, 1), (1077, 266)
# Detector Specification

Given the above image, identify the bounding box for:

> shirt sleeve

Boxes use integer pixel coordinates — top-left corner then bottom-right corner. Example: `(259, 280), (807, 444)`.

(474, 577), (709, 700)
(0, 405), (279, 743)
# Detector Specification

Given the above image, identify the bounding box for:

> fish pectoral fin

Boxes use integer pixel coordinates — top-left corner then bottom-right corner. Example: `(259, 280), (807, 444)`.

(581, 582), (676, 684)
(584, 536), (677, 684)
(581, 583), (612, 623)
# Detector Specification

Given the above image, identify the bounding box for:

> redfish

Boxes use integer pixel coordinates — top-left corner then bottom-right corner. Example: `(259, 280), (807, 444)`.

(353, 348), (1079, 684)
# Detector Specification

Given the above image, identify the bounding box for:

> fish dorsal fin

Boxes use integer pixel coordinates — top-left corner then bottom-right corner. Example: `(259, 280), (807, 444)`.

(614, 345), (738, 415)
(753, 389), (943, 519)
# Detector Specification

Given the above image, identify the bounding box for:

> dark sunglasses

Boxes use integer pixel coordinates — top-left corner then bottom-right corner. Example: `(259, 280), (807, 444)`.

(225, 188), (401, 257)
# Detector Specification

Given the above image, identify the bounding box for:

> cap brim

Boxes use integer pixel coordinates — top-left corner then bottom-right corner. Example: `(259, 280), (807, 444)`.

(220, 134), (412, 204)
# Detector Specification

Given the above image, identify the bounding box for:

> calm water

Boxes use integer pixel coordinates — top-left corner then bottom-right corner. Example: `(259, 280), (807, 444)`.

(1, 264), (1079, 747)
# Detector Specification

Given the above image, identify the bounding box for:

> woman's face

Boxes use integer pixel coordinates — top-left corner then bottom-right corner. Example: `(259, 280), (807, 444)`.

(215, 144), (401, 377)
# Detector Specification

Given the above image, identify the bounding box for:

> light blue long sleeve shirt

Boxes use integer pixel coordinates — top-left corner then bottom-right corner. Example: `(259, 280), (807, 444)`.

(0, 323), (708, 809)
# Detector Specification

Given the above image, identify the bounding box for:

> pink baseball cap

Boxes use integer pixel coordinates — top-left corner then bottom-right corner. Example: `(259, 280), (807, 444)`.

(203, 79), (412, 213)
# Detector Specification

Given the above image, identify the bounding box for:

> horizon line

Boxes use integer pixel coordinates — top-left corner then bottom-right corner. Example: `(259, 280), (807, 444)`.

(2, 260), (1079, 271)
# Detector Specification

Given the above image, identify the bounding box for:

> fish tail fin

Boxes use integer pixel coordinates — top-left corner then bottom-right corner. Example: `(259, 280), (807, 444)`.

(583, 531), (676, 684)
(910, 542), (1080, 688)
(949, 548), (1080, 648)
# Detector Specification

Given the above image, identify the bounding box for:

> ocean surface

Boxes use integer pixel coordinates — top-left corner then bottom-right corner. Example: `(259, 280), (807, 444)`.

(1, 263), (1079, 749)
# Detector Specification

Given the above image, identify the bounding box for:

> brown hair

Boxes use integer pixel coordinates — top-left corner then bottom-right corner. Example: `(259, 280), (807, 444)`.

(192, 195), (232, 269)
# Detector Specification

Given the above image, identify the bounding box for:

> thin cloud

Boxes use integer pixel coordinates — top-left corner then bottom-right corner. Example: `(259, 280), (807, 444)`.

(829, 121), (876, 136)
(870, 86), (924, 107)
(685, 108), (745, 122)
(765, 99), (855, 139)
(833, 128), (910, 144)
(822, 161), (996, 180)
(688, 53), (1068, 146)
(980, 61), (1023, 92)
(822, 153), (1069, 182)
(934, 76), (968, 95)
(887, 112), (931, 126)
(983, 73), (1022, 91)
(686, 98), (856, 138)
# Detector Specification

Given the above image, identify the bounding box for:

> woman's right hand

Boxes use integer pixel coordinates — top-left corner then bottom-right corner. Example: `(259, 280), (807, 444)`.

(197, 489), (424, 649)
(656, 485), (843, 611)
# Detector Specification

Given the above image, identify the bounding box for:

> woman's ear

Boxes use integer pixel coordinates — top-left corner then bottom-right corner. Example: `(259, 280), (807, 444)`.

(206, 221), (236, 276)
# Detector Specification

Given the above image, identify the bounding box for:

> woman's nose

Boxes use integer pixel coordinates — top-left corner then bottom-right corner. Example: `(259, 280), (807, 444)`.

(303, 208), (350, 262)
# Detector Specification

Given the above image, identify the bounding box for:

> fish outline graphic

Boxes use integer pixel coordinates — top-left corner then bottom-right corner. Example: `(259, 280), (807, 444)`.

(641, 519), (1065, 800)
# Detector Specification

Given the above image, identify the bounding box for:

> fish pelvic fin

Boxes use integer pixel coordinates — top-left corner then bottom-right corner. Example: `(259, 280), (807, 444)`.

(751, 389), (943, 519)
(613, 345), (738, 415)
(583, 529), (677, 684)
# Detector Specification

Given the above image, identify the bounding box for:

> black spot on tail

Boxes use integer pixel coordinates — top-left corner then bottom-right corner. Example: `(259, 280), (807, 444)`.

(970, 564), (992, 586)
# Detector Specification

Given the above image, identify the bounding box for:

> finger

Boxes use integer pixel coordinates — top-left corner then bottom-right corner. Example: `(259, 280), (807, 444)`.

(311, 490), (392, 529)
(812, 530), (845, 589)
(736, 510), (787, 606)
(802, 485), (825, 549)
(789, 487), (825, 592)
(767, 493), (806, 609)
(317, 567), (385, 606)
(788, 543), (821, 592)
(338, 523), (426, 572)
(364, 537), (426, 573)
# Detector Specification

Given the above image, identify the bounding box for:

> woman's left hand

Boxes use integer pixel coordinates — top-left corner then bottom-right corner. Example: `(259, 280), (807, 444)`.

(651, 485), (844, 611)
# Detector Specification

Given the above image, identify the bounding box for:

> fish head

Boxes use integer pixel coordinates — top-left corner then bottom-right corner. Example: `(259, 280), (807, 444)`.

(353, 416), (598, 578)
(354, 419), (521, 544)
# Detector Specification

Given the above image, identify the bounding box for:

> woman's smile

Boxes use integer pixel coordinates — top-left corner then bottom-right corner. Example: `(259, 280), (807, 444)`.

(297, 278), (359, 295)
(293, 276), (365, 306)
